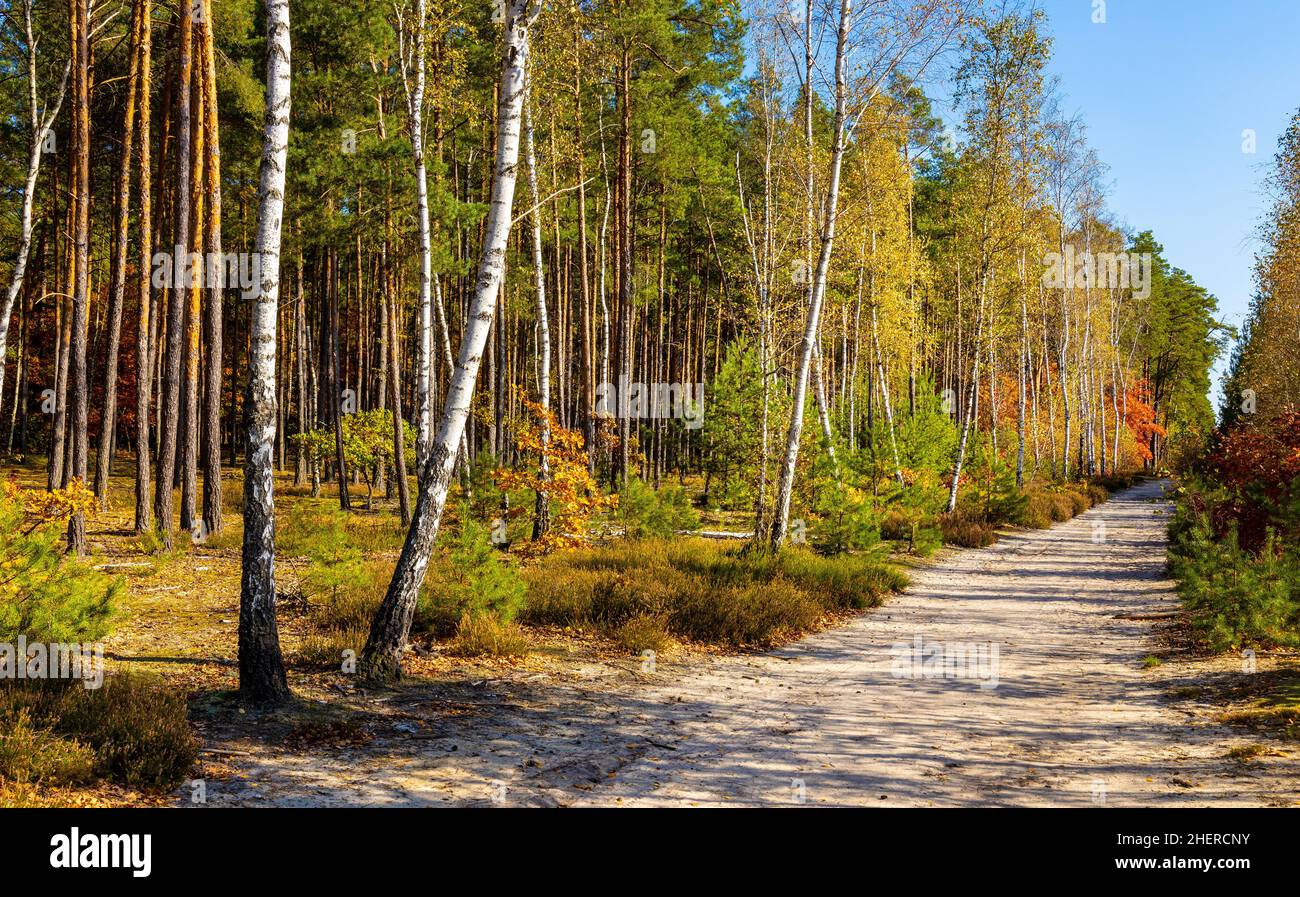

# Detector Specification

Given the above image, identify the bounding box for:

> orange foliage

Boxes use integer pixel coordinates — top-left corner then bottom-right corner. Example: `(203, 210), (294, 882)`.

(1123, 380), (1165, 462)
(494, 402), (616, 556)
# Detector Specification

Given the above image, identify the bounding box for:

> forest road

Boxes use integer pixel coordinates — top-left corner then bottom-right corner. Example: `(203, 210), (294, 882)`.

(205, 479), (1297, 807)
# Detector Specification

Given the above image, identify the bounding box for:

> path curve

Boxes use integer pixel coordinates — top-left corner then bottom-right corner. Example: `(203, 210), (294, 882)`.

(554, 479), (1290, 807)
(205, 481), (1297, 807)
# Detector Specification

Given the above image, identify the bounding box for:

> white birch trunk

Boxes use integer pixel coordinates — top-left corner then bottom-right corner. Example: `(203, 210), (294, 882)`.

(770, 0), (852, 548)
(524, 93), (551, 416)
(406, 0), (434, 468)
(524, 86), (552, 537)
(871, 302), (905, 486)
(239, 0), (292, 703)
(0, 2), (68, 431)
(361, 0), (537, 681)
(946, 269), (988, 513)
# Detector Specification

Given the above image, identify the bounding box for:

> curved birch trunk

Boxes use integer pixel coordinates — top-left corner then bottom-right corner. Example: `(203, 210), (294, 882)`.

(770, 0), (852, 549)
(360, 0), (537, 683)
(0, 2), (68, 462)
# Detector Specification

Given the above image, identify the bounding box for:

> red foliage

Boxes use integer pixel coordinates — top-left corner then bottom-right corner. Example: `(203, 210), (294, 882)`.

(1199, 407), (1300, 551)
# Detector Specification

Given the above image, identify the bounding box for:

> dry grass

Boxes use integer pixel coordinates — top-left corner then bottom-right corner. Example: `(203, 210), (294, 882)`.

(614, 615), (672, 654)
(1220, 670), (1300, 740)
(521, 538), (907, 649)
(449, 613), (531, 658)
(939, 509), (998, 547)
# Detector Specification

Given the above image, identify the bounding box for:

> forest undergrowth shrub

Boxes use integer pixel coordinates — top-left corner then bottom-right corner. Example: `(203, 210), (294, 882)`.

(418, 510), (529, 657)
(448, 613), (531, 658)
(284, 502), (391, 668)
(1166, 411), (1300, 651)
(1093, 471), (1139, 494)
(521, 538), (906, 648)
(804, 454), (885, 556)
(0, 675), (196, 793)
(0, 485), (192, 795)
(0, 481), (118, 643)
(614, 614), (672, 654)
(616, 477), (701, 539)
(939, 508), (998, 547)
(1169, 478), (1300, 651)
(53, 673), (198, 790)
(877, 473), (945, 556)
(0, 708), (95, 787)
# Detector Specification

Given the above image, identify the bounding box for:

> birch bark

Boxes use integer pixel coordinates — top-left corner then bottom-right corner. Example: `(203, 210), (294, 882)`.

(360, 0), (538, 682)
(239, 0), (293, 703)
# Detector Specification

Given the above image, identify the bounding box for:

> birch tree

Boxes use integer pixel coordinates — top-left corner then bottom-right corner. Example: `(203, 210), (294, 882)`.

(398, 0), (434, 466)
(944, 7), (1048, 511)
(523, 80), (553, 538)
(0, 0), (68, 458)
(239, 0), (293, 704)
(770, 0), (851, 548)
(360, 0), (538, 683)
(770, 0), (963, 546)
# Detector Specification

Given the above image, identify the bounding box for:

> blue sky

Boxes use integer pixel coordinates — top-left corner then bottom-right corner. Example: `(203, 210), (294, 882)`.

(1034, 0), (1300, 406)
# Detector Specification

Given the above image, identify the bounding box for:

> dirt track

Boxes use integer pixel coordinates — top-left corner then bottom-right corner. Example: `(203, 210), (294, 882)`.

(199, 480), (1298, 807)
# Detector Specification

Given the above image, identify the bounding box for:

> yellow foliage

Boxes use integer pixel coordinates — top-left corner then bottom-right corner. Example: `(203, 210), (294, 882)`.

(495, 401), (616, 556)
(4, 478), (98, 533)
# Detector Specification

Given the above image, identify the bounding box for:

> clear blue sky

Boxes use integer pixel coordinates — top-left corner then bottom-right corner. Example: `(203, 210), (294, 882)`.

(1035, 0), (1300, 407)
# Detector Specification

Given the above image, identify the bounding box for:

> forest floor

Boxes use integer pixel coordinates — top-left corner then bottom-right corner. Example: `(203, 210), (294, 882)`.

(134, 476), (1293, 807)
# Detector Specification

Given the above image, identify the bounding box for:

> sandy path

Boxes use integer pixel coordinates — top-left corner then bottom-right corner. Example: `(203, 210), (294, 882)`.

(202, 480), (1297, 807)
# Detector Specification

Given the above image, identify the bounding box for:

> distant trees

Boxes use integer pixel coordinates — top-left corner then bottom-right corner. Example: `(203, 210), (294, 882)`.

(1223, 111), (1300, 427)
(297, 409), (415, 508)
(770, 0), (967, 545)
(942, 9), (1048, 511)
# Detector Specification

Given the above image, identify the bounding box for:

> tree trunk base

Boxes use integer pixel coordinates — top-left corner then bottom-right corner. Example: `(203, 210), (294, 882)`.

(358, 647), (404, 685)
